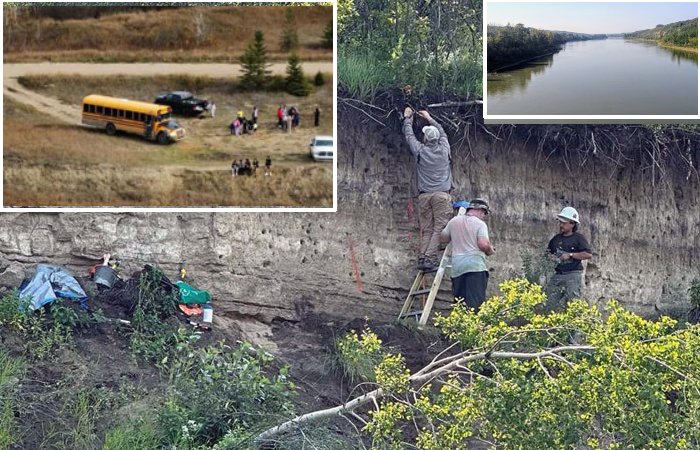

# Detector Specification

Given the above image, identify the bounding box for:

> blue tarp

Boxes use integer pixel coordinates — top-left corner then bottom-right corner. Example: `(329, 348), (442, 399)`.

(19, 264), (88, 311)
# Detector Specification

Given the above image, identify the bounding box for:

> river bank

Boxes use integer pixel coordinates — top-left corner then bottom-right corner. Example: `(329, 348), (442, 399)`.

(488, 48), (560, 73)
(624, 38), (698, 54)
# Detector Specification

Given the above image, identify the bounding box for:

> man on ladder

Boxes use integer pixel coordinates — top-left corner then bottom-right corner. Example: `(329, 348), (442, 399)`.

(440, 198), (496, 310)
(402, 107), (453, 271)
(399, 200), (474, 326)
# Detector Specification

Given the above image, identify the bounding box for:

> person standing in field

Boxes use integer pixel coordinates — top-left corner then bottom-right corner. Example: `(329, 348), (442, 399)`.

(314, 106), (320, 127)
(253, 158), (259, 176)
(265, 156), (272, 176)
(252, 105), (259, 125)
(277, 105), (285, 128)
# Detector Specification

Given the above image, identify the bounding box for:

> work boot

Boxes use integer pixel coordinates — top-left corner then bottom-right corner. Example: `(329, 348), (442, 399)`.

(418, 258), (438, 271)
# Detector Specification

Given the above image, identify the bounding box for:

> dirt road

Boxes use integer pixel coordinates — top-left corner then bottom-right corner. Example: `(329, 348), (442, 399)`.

(3, 62), (333, 124)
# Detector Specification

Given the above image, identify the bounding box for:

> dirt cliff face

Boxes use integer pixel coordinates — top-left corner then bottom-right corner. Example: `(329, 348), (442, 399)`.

(1, 110), (699, 332)
(338, 106), (700, 317)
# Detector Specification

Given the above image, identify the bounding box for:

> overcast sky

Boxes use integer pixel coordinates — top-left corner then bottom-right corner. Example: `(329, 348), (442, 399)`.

(487, 2), (698, 34)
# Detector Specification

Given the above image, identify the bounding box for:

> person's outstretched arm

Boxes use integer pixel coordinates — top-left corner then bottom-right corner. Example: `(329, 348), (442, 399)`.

(402, 107), (421, 158)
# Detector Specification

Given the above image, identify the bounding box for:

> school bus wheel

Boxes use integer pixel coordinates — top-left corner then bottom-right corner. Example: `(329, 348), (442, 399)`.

(105, 123), (116, 136)
(157, 132), (169, 145)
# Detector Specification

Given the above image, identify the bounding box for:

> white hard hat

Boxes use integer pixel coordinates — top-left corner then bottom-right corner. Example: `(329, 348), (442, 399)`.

(557, 207), (580, 224)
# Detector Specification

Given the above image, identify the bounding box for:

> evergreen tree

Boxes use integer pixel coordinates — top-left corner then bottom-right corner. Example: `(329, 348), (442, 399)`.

(322, 20), (333, 49)
(286, 53), (311, 96)
(240, 30), (270, 89)
(280, 8), (299, 52)
(314, 71), (325, 86)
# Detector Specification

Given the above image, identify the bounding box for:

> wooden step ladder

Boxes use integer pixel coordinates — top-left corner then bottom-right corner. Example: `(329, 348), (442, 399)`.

(397, 206), (465, 327)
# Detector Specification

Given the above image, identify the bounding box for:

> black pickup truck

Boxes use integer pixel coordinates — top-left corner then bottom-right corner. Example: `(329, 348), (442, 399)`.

(154, 91), (209, 117)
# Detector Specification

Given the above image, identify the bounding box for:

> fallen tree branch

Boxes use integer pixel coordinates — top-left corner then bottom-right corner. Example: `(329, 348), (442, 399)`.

(427, 100), (483, 108)
(254, 344), (595, 446)
(254, 388), (385, 443)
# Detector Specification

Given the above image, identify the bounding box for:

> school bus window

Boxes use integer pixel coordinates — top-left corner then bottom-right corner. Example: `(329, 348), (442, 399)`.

(96, 106), (103, 114)
(83, 104), (89, 112)
(125, 111), (132, 120)
(118, 109), (124, 118)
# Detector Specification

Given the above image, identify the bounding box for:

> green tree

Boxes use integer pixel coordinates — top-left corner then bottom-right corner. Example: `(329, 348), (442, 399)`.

(280, 8), (299, 52)
(240, 30), (271, 90)
(258, 279), (700, 449)
(338, 0), (483, 97)
(285, 53), (311, 96)
(322, 19), (333, 49)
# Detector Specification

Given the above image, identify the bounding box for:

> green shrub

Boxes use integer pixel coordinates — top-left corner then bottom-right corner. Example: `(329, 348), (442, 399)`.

(49, 302), (79, 328)
(521, 249), (557, 286)
(129, 266), (180, 361)
(158, 340), (296, 447)
(333, 328), (386, 383)
(0, 292), (74, 360)
(314, 71), (326, 87)
(689, 278), (700, 307)
(0, 291), (24, 328)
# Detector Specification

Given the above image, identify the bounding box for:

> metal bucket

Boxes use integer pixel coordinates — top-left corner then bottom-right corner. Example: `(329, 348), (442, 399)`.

(94, 265), (117, 288)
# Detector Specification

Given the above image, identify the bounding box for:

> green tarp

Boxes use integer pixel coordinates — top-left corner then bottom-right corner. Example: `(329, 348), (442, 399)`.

(176, 280), (212, 305)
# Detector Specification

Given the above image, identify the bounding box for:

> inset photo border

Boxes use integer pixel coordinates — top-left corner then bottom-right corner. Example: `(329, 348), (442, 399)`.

(483, 0), (699, 124)
(2, 1), (337, 211)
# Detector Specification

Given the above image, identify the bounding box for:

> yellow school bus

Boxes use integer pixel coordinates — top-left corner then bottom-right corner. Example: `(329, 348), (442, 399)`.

(81, 95), (186, 144)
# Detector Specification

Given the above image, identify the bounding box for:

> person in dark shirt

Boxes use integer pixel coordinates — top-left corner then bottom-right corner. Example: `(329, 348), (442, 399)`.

(252, 158), (259, 176)
(544, 207), (593, 312)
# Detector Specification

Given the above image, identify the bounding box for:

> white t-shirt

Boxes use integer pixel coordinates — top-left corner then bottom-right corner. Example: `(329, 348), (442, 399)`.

(443, 215), (489, 277)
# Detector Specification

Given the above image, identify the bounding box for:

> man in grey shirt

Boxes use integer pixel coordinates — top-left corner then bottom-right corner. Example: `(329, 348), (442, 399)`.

(403, 107), (453, 270)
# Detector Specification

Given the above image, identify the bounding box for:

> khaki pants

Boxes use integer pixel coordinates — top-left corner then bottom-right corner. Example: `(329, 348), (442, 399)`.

(417, 191), (452, 261)
(544, 271), (583, 312)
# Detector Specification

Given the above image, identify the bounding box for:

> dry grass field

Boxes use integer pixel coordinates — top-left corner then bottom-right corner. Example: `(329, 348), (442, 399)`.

(3, 76), (334, 207)
(4, 5), (332, 63)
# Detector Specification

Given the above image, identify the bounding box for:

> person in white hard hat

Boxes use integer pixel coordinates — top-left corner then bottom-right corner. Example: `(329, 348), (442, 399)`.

(544, 206), (593, 312)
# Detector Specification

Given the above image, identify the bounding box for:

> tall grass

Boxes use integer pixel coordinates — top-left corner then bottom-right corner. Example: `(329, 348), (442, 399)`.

(103, 419), (159, 450)
(63, 391), (101, 450)
(0, 351), (25, 450)
(339, 47), (483, 99)
(338, 49), (392, 100)
(4, 6), (333, 63)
